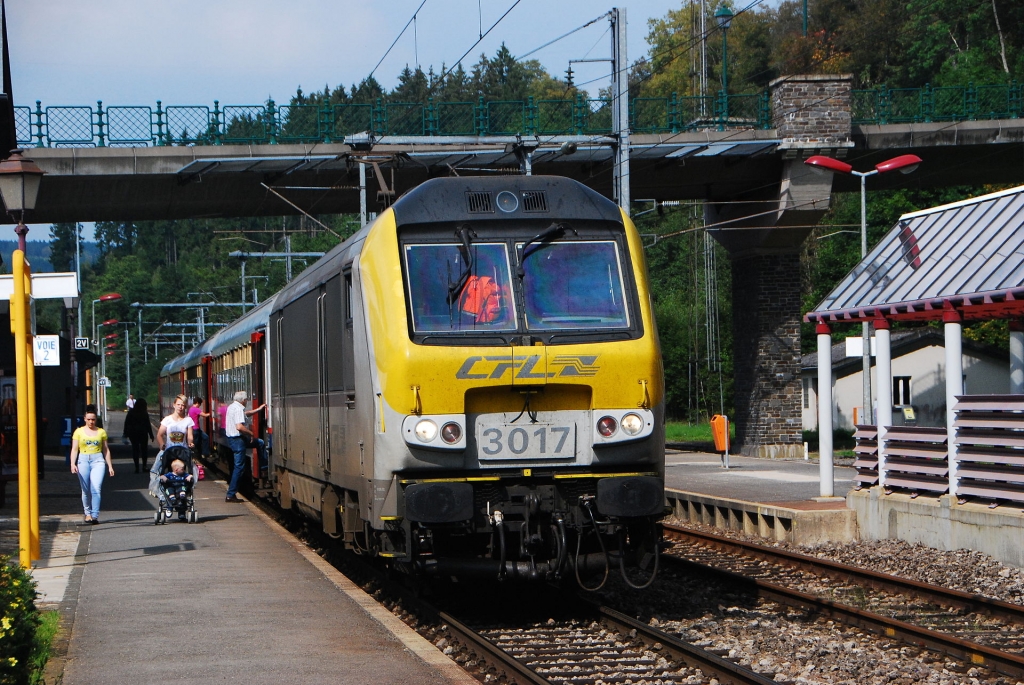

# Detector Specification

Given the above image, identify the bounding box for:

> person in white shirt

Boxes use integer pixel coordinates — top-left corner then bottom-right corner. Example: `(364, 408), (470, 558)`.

(157, 394), (194, 452)
(125, 394), (136, 410)
(224, 391), (266, 502)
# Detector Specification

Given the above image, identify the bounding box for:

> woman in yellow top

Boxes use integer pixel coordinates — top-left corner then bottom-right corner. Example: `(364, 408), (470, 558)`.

(70, 410), (115, 524)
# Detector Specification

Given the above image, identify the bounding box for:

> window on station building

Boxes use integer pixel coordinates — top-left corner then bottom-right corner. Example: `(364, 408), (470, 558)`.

(893, 376), (912, 406)
(803, 377), (810, 409)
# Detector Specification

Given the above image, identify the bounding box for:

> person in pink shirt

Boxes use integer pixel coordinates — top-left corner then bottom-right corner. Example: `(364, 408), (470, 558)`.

(189, 397), (212, 458)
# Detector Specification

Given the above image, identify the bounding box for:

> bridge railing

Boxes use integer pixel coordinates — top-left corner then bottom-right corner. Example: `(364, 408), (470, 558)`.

(12, 82), (1022, 148)
(851, 81), (1023, 125)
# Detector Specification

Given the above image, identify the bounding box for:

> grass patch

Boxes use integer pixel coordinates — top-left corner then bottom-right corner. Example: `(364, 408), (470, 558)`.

(665, 421), (735, 444)
(29, 610), (60, 684)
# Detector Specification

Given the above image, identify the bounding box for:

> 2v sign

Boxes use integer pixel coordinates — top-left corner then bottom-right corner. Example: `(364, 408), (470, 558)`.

(33, 335), (60, 367)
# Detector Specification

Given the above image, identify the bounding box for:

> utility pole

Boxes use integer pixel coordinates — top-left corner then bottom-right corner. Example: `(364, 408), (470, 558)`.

(610, 7), (630, 215)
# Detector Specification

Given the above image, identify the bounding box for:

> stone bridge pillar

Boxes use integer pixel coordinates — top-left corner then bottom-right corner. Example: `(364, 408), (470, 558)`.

(708, 74), (853, 457)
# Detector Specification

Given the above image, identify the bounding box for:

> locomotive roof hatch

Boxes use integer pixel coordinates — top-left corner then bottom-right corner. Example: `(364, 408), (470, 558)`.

(390, 175), (623, 226)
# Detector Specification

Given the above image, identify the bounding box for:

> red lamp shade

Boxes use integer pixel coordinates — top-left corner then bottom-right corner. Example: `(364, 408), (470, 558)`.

(99, 293), (122, 302)
(101, 319), (119, 326)
(804, 155), (852, 174)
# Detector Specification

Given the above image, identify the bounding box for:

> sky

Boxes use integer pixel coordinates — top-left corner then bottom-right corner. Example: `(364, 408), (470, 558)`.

(10, 0), (695, 241)
(10, 0), (689, 107)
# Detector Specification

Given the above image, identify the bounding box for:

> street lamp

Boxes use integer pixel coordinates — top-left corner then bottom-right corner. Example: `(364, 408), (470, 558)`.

(0, 150), (45, 251)
(714, 3), (734, 124)
(97, 318), (121, 424)
(804, 153), (923, 426)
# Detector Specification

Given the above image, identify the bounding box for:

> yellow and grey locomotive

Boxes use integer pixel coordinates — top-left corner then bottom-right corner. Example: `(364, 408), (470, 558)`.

(162, 175), (665, 584)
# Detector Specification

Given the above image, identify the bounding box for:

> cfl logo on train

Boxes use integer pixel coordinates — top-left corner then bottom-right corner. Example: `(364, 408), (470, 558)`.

(455, 354), (600, 379)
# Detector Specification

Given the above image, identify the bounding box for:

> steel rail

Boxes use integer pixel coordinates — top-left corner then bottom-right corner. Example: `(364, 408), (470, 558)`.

(596, 605), (778, 685)
(665, 554), (1024, 679)
(664, 523), (1024, 623)
(438, 611), (550, 685)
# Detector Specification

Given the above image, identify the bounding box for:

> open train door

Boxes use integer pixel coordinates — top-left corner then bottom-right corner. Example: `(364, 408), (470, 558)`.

(249, 332), (266, 483)
(202, 355), (214, 457)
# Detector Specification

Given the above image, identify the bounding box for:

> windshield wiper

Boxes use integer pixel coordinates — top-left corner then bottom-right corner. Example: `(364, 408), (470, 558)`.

(516, 222), (574, 279)
(446, 225), (476, 305)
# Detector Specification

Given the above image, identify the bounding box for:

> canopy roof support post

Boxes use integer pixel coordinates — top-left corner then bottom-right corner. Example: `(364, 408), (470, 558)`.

(944, 308), (963, 496)
(816, 323), (834, 497)
(1010, 319), (1024, 394)
(874, 318), (892, 488)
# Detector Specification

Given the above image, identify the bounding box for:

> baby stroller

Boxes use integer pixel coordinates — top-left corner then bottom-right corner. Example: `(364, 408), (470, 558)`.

(149, 445), (199, 524)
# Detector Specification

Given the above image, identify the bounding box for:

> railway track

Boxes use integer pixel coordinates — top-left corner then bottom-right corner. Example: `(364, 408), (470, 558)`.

(442, 604), (779, 685)
(207, 457), (772, 685)
(664, 523), (1024, 679)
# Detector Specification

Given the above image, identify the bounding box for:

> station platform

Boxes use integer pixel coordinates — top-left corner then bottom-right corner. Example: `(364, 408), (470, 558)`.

(0, 429), (475, 684)
(663, 449), (859, 544)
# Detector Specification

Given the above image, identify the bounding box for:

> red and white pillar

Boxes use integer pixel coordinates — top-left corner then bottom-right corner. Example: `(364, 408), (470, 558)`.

(1010, 319), (1024, 395)
(816, 322), (834, 497)
(944, 307), (963, 496)
(874, 317), (892, 487)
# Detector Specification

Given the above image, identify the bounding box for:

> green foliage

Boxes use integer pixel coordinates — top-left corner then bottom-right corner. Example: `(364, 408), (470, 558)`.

(665, 420), (735, 444)
(637, 205), (733, 421)
(0, 557), (40, 685)
(47, 223), (81, 272)
(964, 319), (1010, 353)
(802, 428), (855, 451)
(28, 611), (59, 685)
(636, 0), (1022, 97)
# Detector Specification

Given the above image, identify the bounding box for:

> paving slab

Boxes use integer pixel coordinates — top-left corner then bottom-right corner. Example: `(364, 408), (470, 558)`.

(664, 449), (856, 503)
(1, 448), (474, 685)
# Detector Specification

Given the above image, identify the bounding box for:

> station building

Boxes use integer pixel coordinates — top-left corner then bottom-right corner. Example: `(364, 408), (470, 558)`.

(801, 329), (1010, 431)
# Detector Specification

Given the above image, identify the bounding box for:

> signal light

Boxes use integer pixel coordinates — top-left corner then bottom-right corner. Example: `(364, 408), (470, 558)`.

(597, 416), (617, 437)
(440, 422), (462, 444)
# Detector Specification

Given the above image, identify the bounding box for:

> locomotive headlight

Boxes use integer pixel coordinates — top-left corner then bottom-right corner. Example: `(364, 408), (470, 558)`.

(597, 416), (618, 437)
(620, 413), (644, 436)
(415, 419), (438, 443)
(440, 422), (462, 444)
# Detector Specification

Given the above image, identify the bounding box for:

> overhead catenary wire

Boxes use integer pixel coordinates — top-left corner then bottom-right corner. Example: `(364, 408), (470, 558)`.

(516, 13), (610, 61)
(369, 0), (429, 82)
(434, 0), (522, 86)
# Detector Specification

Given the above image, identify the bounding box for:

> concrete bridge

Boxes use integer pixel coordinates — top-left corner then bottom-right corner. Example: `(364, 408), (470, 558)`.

(12, 75), (1024, 457)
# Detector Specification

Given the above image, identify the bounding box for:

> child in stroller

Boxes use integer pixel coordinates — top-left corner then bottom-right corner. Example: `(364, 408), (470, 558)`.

(152, 446), (198, 524)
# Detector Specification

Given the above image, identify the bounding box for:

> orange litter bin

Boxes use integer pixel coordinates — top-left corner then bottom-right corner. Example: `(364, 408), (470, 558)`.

(711, 414), (730, 468)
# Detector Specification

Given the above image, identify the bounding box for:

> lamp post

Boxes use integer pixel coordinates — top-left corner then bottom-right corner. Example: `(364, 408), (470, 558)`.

(0, 150), (45, 251)
(90, 293), (122, 407)
(714, 4), (734, 124)
(98, 318), (120, 424)
(804, 153), (923, 427)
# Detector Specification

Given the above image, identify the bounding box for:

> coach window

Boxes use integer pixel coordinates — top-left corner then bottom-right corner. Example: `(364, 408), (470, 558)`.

(325, 277), (344, 391)
(283, 290), (319, 395)
(342, 269), (356, 396)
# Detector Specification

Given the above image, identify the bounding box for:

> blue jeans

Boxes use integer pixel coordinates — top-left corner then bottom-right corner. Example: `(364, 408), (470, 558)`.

(226, 436), (266, 497)
(77, 453), (107, 519)
(194, 428), (210, 458)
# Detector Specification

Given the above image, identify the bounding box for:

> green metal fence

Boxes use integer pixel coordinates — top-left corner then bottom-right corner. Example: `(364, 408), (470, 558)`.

(12, 82), (1022, 148)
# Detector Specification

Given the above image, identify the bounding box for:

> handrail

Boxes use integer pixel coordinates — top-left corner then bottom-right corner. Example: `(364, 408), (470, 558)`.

(13, 81), (1023, 148)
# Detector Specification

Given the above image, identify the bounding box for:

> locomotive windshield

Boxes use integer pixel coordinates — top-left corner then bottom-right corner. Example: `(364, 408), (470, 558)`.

(405, 242), (518, 333)
(518, 240), (630, 330)
(404, 236), (632, 337)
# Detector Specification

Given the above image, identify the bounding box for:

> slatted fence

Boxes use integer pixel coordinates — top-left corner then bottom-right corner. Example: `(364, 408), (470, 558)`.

(852, 424), (878, 489)
(954, 395), (1024, 504)
(882, 426), (949, 496)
